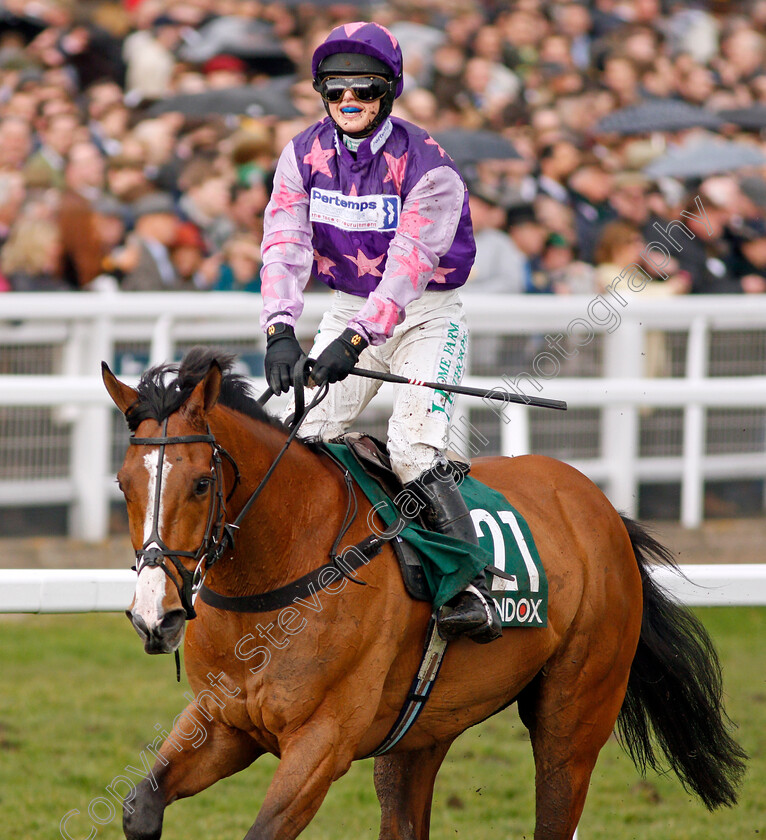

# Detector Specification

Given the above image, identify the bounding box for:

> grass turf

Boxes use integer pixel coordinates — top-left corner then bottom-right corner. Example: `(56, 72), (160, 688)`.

(1, 608), (763, 839)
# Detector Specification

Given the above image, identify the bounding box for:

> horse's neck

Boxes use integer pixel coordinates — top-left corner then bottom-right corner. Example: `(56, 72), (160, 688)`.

(210, 410), (344, 596)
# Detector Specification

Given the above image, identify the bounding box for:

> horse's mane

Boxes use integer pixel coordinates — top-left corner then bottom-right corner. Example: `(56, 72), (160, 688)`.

(125, 346), (289, 435)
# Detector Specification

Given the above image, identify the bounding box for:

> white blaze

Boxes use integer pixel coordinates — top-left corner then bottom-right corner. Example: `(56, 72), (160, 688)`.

(132, 451), (173, 626)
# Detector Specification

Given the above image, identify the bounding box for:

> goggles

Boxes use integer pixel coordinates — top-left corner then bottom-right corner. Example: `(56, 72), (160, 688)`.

(315, 75), (391, 103)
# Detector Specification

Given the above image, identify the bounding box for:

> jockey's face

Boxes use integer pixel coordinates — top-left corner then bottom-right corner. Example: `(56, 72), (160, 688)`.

(327, 84), (381, 135)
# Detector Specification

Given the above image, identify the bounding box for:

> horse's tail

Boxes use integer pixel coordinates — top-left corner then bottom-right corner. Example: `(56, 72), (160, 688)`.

(616, 516), (747, 810)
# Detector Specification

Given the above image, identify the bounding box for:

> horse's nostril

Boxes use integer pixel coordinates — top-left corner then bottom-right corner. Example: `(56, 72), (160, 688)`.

(127, 610), (151, 641)
(160, 610), (186, 636)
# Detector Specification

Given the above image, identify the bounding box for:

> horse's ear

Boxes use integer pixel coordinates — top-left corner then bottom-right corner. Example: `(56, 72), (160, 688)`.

(102, 361), (139, 415)
(186, 360), (222, 416)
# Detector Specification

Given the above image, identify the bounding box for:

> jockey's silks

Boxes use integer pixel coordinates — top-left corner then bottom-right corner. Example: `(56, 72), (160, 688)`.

(260, 116), (476, 346)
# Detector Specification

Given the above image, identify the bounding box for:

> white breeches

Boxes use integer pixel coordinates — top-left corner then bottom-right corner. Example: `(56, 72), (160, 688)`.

(292, 289), (468, 484)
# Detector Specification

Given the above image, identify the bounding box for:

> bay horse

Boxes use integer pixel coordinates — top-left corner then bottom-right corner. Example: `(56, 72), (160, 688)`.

(102, 347), (745, 840)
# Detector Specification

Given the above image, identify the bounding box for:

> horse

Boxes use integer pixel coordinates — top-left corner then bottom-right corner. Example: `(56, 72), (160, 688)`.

(102, 346), (745, 840)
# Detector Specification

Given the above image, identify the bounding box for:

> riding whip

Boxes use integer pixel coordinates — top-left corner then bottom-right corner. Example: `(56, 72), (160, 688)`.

(349, 368), (567, 411)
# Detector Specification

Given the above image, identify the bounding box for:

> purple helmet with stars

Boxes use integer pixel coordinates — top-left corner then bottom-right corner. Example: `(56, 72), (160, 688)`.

(312, 22), (404, 98)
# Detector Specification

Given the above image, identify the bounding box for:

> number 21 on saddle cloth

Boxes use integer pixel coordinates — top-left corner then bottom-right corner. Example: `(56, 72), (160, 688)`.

(327, 443), (548, 628)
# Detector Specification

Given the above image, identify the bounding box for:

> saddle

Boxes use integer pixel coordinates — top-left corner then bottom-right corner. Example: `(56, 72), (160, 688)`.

(339, 432), (470, 603)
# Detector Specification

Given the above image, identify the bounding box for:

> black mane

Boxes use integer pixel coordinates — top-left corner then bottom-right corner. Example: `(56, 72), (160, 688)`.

(124, 346), (288, 434)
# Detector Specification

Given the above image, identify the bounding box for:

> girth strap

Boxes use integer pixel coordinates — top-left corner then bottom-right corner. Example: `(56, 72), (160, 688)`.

(364, 615), (448, 757)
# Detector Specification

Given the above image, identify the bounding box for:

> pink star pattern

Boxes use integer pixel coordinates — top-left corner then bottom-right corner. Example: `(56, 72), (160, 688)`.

(270, 179), (304, 217)
(344, 22), (366, 37)
(303, 137), (335, 178)
(265, 233), (302, 246)
(393, 248), (433, 291)
(313, 249), (336, 277)
(398, 200), (433, 238)
(260, 265), (287, 298)
(345, 248), (385, 278)
(367, 296), (399, 333)
(265, 233), (302, 257)
(425, 137), (447, 158)
(348, 183), (359, 196)
(262, 230), (302, 254)
(432, 266), (456, 284)
(372, 22), (399, 49)
(383, 151), (408, 194)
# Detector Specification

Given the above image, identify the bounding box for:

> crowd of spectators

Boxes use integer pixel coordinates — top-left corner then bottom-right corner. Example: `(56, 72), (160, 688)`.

(0, 0), (765, 297)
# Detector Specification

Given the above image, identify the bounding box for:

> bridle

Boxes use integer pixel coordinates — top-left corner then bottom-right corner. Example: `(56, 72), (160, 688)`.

(129, 417), (240, 620)
(127, 363), (329, 622)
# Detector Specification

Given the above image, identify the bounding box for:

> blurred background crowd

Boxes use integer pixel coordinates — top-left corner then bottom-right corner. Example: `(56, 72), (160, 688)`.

(0, 0), (765, 297)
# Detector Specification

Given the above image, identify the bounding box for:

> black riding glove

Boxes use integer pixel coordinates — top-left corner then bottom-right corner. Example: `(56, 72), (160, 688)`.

(311, 328), (369, 387)
(264, 323), (304, 395)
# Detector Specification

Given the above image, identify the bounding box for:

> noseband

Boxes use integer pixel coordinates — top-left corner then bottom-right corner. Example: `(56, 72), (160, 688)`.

(129, 417), (240, 620)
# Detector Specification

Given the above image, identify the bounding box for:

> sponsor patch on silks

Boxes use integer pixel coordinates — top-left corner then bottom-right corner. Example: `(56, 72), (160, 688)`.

(310, 188), (400, 231)
(470, 507), (547, 628)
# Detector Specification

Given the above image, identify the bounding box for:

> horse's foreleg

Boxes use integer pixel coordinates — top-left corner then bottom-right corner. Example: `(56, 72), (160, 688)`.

(123, 705), (262, 840)
(374, 742), (452, 840)
(243, 718), (356, 840)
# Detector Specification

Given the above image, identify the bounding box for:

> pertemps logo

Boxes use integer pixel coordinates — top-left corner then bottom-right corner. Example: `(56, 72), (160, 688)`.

(310, 188), (400, 231)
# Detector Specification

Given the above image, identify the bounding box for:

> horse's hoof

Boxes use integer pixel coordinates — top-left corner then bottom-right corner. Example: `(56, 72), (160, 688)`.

(123, 778), (164, 840)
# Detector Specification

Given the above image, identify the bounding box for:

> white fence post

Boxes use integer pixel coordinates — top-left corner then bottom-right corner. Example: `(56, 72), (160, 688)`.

(499, 403), (530, 458)
(601, 321), (642, 517)
(681, 317), (709, 528)
(150, 313), (174, 366)
(69, 314), (112, 541)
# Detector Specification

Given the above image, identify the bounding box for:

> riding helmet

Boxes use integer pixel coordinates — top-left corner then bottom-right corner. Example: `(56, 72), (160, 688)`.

(312, 22), (403, 135)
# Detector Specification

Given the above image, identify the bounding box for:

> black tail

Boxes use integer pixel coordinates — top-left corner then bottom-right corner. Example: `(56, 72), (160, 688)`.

(616, 516), (747, 810)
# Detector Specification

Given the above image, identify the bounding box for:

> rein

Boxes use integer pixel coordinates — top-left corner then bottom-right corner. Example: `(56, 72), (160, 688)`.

(224, 361), (330, 543)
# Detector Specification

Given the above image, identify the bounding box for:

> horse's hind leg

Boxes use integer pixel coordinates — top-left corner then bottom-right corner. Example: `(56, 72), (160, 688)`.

(374, 741), (452, 840)
(517, 638), (634, 840)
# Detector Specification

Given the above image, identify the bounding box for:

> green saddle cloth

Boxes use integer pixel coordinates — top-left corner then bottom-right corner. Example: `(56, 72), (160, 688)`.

(326, 445), (547, 627)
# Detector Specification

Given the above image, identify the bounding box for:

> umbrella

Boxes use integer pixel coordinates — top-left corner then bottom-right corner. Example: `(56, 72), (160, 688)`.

(179, 18), (289, 64)
(432, 129), (521, 165)
(0, 9), (46, 44)
(718, 105), (766, 130)
(594, 99), (724, 135)
(389, 21), (445, 56)
(147, 80), (302, 120)
(643, 137), (766, 179)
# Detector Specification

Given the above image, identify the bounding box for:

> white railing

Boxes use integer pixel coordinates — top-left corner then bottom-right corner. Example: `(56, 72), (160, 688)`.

(2, 291), (766, 539)
(1, 565), (764, 613)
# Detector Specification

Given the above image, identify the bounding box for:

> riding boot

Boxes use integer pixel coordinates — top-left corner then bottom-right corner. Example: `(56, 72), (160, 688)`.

(404, 464), (502, 644)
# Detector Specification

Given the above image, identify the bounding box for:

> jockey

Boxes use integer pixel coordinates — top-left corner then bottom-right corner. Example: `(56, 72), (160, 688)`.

(260, 22), (501, 644)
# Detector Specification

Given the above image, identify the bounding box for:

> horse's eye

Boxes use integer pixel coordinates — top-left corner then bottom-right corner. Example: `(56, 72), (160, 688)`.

(194, 477), (212, 496)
